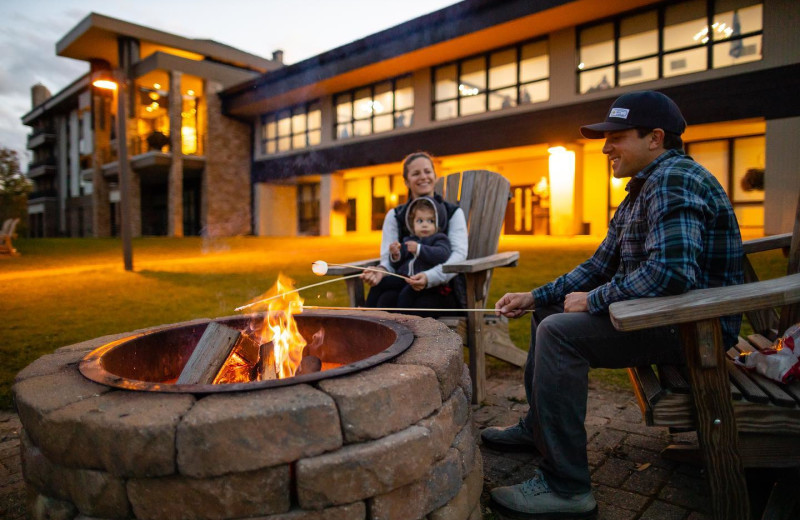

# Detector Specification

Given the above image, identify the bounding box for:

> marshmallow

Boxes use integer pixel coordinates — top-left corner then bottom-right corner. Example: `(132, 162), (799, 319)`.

(311, 261), (328, 276)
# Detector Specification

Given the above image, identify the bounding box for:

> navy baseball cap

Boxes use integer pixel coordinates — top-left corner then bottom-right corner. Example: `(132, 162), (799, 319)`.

(580, 91), (687, 139)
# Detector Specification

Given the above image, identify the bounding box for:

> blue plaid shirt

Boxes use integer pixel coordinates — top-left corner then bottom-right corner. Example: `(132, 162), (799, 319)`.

(533, 149), (744, 347)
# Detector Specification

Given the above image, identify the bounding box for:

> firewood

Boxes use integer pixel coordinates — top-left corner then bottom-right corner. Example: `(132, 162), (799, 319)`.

(258, 342), (278, 381)
(303, 327), (325, 359)
(297, 355), (322, 376)
(177, 322), (241, 384)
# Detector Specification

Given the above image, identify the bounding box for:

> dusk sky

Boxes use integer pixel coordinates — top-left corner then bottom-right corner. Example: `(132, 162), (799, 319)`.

(0, 0), (458, 169)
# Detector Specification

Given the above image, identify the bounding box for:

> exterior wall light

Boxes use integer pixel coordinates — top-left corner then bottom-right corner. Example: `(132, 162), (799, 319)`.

(548, 145), (576, 236)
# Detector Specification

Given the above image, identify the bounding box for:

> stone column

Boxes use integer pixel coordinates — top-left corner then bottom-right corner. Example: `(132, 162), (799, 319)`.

(203, 80), (251, 237)
(319, 172), (345, 236)
(167, 71), (184, 237)
(91, 89), (112, 237)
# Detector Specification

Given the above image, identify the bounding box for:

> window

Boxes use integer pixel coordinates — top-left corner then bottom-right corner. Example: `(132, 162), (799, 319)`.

(577, 0), (762, 93)
(260, 101), (321, 154)
(433, 39), (549, 121)
(686, 134), (765, 231)
(334, 76), (413, 140)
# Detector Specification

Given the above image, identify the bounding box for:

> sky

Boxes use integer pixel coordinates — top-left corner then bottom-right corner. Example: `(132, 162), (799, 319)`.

(0, 0), (459, 170)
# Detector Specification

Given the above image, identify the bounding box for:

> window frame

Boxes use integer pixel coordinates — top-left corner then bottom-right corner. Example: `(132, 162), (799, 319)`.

(576, 0), (763, 93)
(431, 36), (550, 121)
(333, 75), (414, 140)
(260, 100), (322, 155)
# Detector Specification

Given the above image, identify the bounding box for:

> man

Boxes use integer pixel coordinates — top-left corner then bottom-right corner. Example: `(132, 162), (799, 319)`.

(484, 90), (743, 519)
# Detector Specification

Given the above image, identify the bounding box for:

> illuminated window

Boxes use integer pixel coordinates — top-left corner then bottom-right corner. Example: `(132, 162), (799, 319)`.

(334, 75), (414, 140)
(260, 101), (321, 154)
(433, 38), (549, 121)
(577, 0), (762, 93)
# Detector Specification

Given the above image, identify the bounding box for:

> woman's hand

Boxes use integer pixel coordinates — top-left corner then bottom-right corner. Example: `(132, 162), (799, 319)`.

(361, 266), (387, 287)
(408, 273), (428, 291)
(495, 292), (534, 319)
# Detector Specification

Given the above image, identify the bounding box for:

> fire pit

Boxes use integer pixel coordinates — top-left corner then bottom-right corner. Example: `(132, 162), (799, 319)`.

(14, 311), (483, 519)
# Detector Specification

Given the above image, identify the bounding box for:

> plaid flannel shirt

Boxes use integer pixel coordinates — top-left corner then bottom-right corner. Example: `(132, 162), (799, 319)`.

(533, 149), (744, 347)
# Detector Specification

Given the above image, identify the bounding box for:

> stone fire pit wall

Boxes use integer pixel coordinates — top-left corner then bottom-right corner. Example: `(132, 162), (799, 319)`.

(13, 311), (483, 520)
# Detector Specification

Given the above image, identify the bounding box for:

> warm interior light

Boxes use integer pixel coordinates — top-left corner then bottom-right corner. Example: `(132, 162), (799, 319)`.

(153, 83), (161, 89)
(548, 146), (576, 236)
(148, 92), (160, 100)
(186, 89), (195, 96)
(93, 79), (118, 90)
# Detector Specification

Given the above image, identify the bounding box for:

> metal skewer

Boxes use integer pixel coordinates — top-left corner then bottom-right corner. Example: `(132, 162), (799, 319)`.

(312, 261), (410, 281)
(303, 305), (534, 313)
(234, 274), (364, 312)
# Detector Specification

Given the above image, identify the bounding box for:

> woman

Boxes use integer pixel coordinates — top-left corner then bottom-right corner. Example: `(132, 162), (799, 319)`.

(362, 152), (468, 315)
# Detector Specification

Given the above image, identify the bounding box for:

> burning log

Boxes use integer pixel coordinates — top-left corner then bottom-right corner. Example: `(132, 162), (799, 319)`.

(258, 342), (278, 381)
(177, 322), (241, 384)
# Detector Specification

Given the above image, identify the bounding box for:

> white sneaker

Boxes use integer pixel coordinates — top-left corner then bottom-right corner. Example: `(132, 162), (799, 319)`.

(490, 469), (597, 519)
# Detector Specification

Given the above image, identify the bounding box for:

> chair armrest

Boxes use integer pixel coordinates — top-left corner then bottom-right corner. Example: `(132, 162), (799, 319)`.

(610, 272), (800, 332)
(325, 258), (380, 276)
(742, 232), (792, 254)
(442, 251), (519, 274)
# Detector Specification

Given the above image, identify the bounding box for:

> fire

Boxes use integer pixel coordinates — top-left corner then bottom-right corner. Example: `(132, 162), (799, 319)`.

(260, 273), (306, 378)
(214, 274), (324, 384)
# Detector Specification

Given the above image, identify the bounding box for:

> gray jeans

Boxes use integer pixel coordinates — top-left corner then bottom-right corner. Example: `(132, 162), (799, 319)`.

(522, 305), (683, 496)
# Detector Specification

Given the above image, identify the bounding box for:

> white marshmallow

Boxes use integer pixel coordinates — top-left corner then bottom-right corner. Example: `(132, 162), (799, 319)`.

(311, 260), (328, 276)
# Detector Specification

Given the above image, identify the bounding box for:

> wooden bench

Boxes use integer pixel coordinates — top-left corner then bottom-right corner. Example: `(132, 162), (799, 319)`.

(0, 217), (20, 256)
(327, 170), (526, 404)
(610, 193), (800, 520)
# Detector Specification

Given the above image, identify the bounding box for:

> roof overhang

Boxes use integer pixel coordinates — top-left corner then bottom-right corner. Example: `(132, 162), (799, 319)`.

(221, 0), (658, 118)
(57, 12), (278, 73)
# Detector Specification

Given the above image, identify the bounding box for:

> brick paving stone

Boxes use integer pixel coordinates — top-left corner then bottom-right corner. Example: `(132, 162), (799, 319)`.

(592, 456), (637, 488)
(593, 484), (649, 512)
(622, 464), (672, 496)
(640, 499), (690, 520)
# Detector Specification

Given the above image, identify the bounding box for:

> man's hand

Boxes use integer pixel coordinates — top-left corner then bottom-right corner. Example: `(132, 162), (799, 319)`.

(406, 241), (419, 254)
(408, 273), (427, 291)
(361, 266), (387, 287)
(495, 292), (534, 319)
(564, 292), (589, 312)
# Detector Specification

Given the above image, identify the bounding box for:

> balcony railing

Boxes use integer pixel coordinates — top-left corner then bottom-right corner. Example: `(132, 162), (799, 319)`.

(28, 189), (58, 200)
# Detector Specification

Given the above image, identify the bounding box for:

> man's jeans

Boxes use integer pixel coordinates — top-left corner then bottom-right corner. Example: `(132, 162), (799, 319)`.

(522, 305), (683, 496)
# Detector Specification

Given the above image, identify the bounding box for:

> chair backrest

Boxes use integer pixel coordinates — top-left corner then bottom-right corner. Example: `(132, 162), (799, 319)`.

(434, 170), (511, 261)
(1, 219), (11, 235)
(778, 190), (800, 332)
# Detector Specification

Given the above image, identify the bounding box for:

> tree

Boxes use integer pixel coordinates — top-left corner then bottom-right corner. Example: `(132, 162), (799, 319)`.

(0, 146), (32, 236)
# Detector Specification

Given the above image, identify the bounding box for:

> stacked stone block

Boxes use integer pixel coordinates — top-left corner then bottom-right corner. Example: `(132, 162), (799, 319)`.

(13, 313), (482, 519)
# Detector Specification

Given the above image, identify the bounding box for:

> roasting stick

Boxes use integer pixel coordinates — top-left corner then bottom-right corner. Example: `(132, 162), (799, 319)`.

(312, 260), (410, 281)
(234, 274), (364, 312)
(303, 305), (535, 313)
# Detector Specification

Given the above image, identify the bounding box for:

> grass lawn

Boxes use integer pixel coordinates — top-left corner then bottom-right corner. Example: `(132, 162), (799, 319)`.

(1, 234), (787, 411)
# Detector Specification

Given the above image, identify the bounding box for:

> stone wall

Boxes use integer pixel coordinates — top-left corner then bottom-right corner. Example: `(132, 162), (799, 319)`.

(14, 313), (482, 520)
(203, 81), (252, 237)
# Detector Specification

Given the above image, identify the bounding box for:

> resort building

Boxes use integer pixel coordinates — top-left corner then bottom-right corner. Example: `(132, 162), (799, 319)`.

(222, 0), (799, 239)
(22, 13), (282, 237)
(23, 0), (800, 239)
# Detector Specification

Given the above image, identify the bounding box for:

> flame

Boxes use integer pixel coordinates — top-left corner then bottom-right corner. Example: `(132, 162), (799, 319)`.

(257, 273), (307, 379)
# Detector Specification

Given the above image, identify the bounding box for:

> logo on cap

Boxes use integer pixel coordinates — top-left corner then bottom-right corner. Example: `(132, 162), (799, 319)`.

(609, 108), (629, 119)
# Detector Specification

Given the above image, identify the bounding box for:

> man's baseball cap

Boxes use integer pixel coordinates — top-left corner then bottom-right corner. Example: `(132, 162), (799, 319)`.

(580, 90), (687, 139)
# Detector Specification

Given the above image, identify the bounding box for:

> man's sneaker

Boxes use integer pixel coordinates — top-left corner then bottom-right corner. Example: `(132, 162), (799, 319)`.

(490, 469), (597, 519)
(481, 418), (539, 452)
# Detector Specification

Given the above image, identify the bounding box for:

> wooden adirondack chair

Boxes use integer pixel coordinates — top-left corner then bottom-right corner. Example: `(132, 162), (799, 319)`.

(327, 170), (525, 403)
(610, 191), (800, 520)
(0, 218), (20, 256)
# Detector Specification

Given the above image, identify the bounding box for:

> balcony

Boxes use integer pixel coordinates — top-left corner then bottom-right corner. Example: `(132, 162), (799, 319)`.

(27, 158), (56, 179)
(28, 189), (58, 200)
(27, 127), (56, 150)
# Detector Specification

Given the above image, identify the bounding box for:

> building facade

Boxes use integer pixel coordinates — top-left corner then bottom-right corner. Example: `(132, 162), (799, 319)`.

(23, 1), (800, 240)
(222, 0), (799, 239)
(22, 13), (282, 238)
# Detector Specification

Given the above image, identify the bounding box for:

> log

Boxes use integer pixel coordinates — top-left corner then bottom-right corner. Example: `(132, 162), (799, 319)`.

(258, 342), (278, 381)
(297, 355), (322, 376)
(177, 322), (241, 384)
